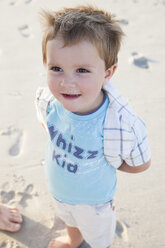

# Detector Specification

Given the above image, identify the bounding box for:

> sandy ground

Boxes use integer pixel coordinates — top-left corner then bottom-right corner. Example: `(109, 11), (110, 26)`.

(0, 0), (165, 247)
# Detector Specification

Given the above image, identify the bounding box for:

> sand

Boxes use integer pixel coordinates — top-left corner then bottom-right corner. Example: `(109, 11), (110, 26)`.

(0, 0), (165, 247)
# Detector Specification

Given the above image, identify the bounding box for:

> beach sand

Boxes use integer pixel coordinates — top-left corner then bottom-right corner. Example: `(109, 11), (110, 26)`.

(0, 0), (165, 247)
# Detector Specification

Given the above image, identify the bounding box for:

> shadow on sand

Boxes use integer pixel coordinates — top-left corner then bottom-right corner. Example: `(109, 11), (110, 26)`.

(1, 215), (90, 248)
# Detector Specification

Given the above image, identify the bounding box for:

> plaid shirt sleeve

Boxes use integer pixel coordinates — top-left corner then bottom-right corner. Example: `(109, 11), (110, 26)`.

(35, 87), (53, 132)
(103, 82), (151, 169)
(122, 116), (151, 166)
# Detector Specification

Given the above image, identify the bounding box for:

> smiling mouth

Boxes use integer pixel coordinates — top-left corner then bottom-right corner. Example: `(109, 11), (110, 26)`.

(61, 93), (81, 99)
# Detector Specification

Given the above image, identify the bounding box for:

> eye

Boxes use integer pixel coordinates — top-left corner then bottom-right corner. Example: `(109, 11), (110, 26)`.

(51, 66), (63, 72)
(77, 68), (90, 73)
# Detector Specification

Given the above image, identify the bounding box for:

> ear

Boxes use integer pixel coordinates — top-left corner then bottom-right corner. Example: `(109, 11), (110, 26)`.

(103, 64), (117, 86)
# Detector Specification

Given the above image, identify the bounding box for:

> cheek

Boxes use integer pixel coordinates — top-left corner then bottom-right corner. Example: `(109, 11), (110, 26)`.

(47, 78), (53, 87)
(47, 76), (58, 95)
(82, 85), (98, 99)
(81, 79), (101, 95)
(47, 78), (53, 90)
(47, 74), (56, 87)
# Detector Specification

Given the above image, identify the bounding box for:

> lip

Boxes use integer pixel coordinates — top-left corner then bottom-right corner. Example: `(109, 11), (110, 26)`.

(61, 93), (81, 100)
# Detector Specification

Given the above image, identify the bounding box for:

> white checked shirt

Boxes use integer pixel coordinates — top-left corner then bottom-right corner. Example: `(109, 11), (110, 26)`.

(103, 82), (151, 168)
(35, 81), (151, 169)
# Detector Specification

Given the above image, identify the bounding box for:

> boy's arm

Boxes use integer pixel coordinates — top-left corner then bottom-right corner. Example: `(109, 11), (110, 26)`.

(118, 159), (151, 173)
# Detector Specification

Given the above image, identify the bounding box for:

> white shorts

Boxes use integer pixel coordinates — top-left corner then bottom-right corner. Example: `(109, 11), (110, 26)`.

(53, 198), (116, 248)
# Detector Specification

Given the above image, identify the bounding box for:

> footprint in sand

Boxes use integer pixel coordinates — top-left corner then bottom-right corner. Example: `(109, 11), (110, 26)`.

(0, 240), (21, 248)
(119, 19), (129, 25)
(0, 181), (37, 209)
(9, 130), (23, 157)
(9, 0), (32, 5)
(9, 1), (17, 6)
(9, 0), (20, 6)
(0, 126), (24, 157)
(8, 91), (22, 97)
(18, 25), (31, 38)
(0, 190), (15, 204)
(116, 219), (129, 242)
(129, 52), (149, 69)
(18, 184), (34, 208)
(154, 0), (165, 5)
(24, 0), (32, 3)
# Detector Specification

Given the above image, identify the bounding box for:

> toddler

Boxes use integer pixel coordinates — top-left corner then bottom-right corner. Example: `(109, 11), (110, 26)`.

(36, 5), (151, 248)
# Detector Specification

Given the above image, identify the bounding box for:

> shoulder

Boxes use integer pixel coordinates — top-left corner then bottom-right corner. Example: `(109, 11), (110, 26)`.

(103, 81), (138, 129)
(35, 87), (54, 110)
(36, 87), (54, 103)
(35, 87), (54, 131)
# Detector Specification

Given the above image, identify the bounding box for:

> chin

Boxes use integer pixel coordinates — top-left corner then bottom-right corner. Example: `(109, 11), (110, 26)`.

(63, 105), (78, 113)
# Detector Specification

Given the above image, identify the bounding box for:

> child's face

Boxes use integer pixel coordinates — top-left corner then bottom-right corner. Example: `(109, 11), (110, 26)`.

(46, 38), (115, 114)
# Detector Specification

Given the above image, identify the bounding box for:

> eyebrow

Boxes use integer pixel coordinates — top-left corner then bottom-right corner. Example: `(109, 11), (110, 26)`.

(47, 63), (95, 68)
(73, 64), (95, 68)
(47, 62), (60, 67)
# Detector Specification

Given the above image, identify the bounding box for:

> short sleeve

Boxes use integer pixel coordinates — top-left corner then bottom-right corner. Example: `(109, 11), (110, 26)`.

(123, 117), (151, 166)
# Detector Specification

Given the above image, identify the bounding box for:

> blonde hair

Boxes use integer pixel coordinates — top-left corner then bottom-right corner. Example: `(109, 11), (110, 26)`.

(40, 5), (124, 69)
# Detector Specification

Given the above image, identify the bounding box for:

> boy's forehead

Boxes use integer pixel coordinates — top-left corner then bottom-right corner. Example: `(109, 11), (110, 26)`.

(47, 38), (99, 56)
(46, 38), (105, 68)
(47, 37), (90, 47)
(47, 38), (64, 49)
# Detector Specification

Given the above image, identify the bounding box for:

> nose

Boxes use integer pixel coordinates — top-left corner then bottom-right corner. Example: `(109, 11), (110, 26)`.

(60, 75), (76, 88)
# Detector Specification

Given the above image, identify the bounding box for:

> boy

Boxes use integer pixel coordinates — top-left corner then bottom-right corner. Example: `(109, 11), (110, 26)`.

(36, 6), (151, 248)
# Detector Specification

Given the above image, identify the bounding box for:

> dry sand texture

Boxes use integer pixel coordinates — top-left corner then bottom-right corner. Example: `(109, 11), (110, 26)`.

(0, 0), (165, 247)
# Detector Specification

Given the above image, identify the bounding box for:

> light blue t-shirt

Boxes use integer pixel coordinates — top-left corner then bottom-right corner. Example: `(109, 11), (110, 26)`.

(45, 93), (117, 205)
